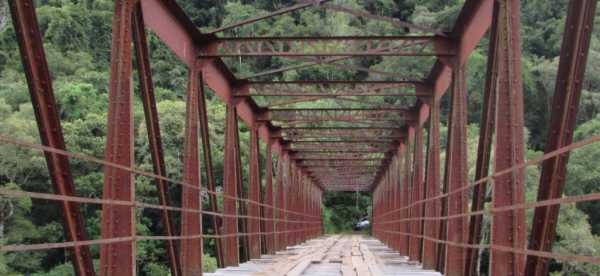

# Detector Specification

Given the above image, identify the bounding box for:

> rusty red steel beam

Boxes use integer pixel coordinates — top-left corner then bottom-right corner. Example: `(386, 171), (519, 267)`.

(180, 65), (204, 275)
(299, 160), (383, 166)
(289, 148), (394, 153)
(292, 152), (385, 158)
(276, 131), (405, 139)
(442, 61), (469, 276)
(234, 107), (250, 262)
(287, 139), (397, 144)
(250, 80), (423, 85)
(264, 141), (275, 254)
(307, 169), (379, 173)
(132, 5), (181, 275)
(197, 73), (225, 267)
(264, 95), (409, 109)
(8, 1), (95, 275)
(274, 155), (285, 251)
(99, 0), (137, 274)
(207, 0), (329, 34)
(463, 3), (498, 274)
(293, 157), (385, 161)
(223, 104), (240, 266)
(422, 99), (441, 268)
(280, 126), (403, 130)
(247, 127), (262, 259)
(258, 108), (414, 122)
(409, 120), (426, 262)
(399, 133), (412, 256)
(526, 1), (597, 275)
(301, 165), (381, 168)
(206, 35), (452, 57)
(246, 80), (425, 96)
(392, 153), (403, 251)
(285, 139), (398, 144)
(490, 1), (527, 274)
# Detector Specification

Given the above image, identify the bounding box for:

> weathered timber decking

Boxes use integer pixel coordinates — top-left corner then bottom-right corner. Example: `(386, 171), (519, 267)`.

(205, 235), (442, 276)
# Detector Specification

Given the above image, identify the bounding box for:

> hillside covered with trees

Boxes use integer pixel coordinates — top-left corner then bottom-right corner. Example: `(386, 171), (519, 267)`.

(0, 0), (599, 275)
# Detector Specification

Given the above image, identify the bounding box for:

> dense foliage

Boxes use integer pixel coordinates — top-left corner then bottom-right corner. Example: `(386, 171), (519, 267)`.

(0, 0), (599, 275)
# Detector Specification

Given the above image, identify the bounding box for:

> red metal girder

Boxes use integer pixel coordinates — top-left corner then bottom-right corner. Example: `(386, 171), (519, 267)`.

(287, 143), (396, 152)
(280, 128), (404, 138)
(8, 1), (95, 274)
(247, 127), (262, 258)
(259, 108), (412, 122)
(288, 139), (397, 144)
(464, 3), (498, 275)
(264, 141), (275, 254)
(100, 0), (136, 274)
(274, 155), (286, 250)
(223, 104), (240, 266)
(400, 133), (412, 256)
(490, 1), (527, 275)
(206, 35), (451, 57)
(285, 138), (398, 143)
(180, 65), (204, 275)
(280, 126), (403, 130)
(290, 149), (393, 153)
(299, 160), (382, 166)
(295, 157), (385, 161)
(443, 62), (469, 276)
(132, 5), (181, 275)
(423, 98), (441, 269)
(409, 122), (425, 262)
(526, 1), (597, 275)
(234, 109), (249, 262)
(197, 73), (224, 267)
(247, 80), (424, 95)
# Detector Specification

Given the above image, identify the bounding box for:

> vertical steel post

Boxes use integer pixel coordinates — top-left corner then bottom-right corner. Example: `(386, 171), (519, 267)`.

(401, 129), (414, 256)
(275, 155), (286, 251)
(247, 127), (262, 258)
(180, 65), (203, 276)
(491, 0), (527, 275)
(223, 104), (240, 266)
(444, 61), (468, 276)
(100, 0), (136, 274)
(234, 112), (249, 262)
(409, 121), (425, 262)
(197, 72), (224, 267)
(8, 1), (95, 274)
(132, 5), (181, 275)
(526, 1), (597, 275)
(264, 141), (275, 253)
(423, 97), (441, 269)
(464, 4), (499, 275)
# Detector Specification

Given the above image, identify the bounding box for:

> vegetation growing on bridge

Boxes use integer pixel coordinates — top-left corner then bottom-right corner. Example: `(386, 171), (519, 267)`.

(0, 0), (599, 275)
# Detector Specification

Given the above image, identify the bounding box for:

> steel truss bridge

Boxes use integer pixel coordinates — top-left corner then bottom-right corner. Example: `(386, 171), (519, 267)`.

(1, 0), (599, 275)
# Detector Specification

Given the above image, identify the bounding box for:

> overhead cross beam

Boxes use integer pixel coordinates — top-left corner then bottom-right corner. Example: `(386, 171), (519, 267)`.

(258, 108), (414, 122)
(275, 128), (405, 139)
(202, 36), (454, 57)
(245, 80), (427, 96)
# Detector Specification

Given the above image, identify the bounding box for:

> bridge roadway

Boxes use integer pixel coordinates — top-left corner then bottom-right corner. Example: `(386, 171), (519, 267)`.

(206, 235), (442, 276)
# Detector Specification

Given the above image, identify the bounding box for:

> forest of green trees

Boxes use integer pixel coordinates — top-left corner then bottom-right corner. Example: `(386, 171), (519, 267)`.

(0, 0), (599, 275)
